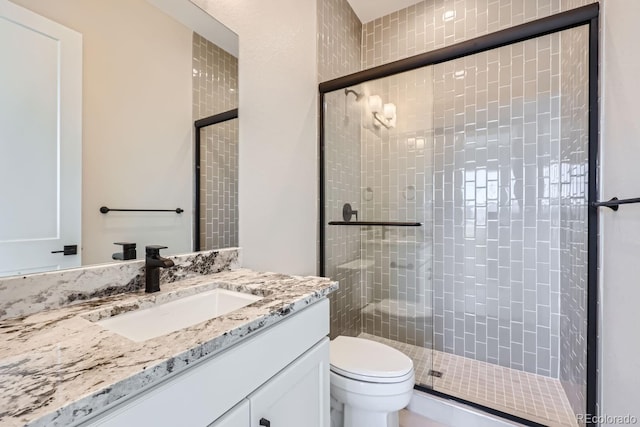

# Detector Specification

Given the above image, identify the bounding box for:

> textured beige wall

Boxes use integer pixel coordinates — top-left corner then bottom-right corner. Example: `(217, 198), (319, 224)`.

(600, 0), (640, 424)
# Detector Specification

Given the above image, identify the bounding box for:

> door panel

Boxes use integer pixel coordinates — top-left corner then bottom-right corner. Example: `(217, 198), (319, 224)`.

(0, 0), (82, 276)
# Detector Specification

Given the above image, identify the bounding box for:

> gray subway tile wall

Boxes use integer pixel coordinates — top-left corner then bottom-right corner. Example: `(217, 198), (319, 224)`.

(317, 0), (363, 338)
(324, 87), (364, 338)
(200, 121), (238, 250)
(192, 33), (239, 250)
(356, 0), (592, 420)
(559, 25), (589, 421)
(359, 67), (434, 349)
(362, 0), (595, 69)
(431, 35), (563, 377)
(317, 0), (362, 83)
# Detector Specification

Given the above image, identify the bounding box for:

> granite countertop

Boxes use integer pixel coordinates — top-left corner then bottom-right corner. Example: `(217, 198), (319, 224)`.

(0, 269), (338, 427)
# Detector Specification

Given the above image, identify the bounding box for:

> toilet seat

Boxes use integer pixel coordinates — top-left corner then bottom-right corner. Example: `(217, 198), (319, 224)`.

(330, 370), (415, 397)
(330, 336), (414, 384)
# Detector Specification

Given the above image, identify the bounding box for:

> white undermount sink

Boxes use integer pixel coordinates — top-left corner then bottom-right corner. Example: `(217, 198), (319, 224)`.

(94, 288), (262, 342)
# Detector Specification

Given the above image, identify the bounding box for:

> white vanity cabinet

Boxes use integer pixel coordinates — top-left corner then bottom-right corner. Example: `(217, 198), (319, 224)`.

(209, 338), (329, 427)
(79, 299), (330, 427)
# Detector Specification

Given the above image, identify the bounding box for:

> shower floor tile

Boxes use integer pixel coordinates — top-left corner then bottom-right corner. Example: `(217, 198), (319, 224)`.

(359, 333), (578, 427)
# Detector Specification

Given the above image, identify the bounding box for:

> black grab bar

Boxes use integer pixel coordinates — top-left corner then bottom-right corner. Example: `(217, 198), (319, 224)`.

(328, 221), (422, 226)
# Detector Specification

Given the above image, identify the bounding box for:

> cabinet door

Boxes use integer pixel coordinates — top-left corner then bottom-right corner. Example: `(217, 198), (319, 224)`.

(208, 400), (249, 427)
(249, 338), (329, 427)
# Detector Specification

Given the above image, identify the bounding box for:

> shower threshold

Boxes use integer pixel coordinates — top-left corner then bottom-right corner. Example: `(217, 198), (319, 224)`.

(359, 333), (577, 427)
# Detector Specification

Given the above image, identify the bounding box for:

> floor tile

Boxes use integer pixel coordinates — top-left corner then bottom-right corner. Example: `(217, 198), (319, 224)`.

(359, 333), (578, 427)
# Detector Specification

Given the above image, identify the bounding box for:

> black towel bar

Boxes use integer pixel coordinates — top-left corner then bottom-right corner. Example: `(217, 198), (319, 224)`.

(100, 206), (184, 214)
(591, 197), (640, 211)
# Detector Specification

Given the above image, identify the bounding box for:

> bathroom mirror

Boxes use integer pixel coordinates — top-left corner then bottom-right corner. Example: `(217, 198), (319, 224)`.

(0, 0), (238, 277)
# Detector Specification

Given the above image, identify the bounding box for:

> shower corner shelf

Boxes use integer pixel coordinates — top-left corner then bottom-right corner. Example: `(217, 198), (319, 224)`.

(336, 259), (375, 271)
(363, 239), (429, 247)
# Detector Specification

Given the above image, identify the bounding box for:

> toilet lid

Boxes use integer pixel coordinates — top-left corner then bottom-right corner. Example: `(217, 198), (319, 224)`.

(330, 336), (413, 382)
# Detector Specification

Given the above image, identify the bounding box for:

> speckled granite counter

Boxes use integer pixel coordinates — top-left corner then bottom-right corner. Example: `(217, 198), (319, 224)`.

(0, 269), (338, 427)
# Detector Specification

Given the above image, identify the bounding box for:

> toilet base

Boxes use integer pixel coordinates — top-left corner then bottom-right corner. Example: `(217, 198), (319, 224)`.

(330, 395), (401, 427)
(344, 407), (399, 427)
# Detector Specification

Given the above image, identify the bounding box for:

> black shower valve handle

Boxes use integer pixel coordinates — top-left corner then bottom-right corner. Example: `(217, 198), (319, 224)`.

(342, 203), (358, 222)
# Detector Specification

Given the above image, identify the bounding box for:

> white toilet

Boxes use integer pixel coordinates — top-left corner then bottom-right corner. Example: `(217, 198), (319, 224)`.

(329, 336), (415, 427)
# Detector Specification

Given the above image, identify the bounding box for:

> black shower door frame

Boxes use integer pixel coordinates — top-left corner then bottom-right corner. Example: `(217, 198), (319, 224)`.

(318, 3), (599, 426)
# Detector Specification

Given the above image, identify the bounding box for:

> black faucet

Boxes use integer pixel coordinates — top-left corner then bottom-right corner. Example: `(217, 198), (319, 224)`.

(112, 242), (137, 260)
(145, 245), (175, 293)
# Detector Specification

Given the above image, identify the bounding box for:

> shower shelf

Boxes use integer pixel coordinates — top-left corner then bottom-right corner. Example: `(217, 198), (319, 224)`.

(336, 259), (375, 271)
(328, 221), (422, 226)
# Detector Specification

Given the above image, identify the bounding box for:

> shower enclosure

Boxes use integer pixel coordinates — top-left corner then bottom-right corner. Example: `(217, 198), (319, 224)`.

(320, 5), (598, 426)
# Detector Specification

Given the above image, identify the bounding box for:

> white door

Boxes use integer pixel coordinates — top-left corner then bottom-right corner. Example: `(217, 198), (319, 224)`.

(249, 339), (330, 427)
(0, 0), (82, 276)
